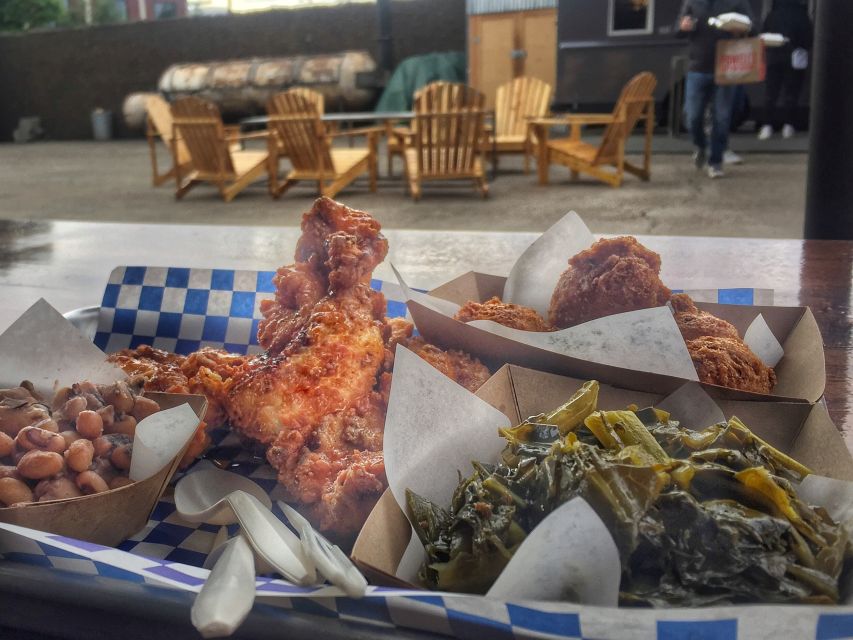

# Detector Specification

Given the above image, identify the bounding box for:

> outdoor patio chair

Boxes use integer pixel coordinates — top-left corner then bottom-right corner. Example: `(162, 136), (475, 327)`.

(388, 81), (484, 176)
(489, 76), (552, 174)
(401, 103), (489, 201)
(531, 72), (657, 188)
(170, 97), (270, 202)
(266, 93), (379, 199)
(146, 94), (192, 187)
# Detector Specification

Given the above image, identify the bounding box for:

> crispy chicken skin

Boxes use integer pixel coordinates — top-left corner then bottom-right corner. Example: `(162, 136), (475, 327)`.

(401, 336), (491, 393)
(455, 296), (554, 332)
(671, 293), (740, 342)
(107, 345), (249, 466)
(548, 236), (672, 329)
(687, 336), (777, 394)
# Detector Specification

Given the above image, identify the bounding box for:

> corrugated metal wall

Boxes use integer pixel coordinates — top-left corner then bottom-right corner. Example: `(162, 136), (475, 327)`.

(466, 0), (557, 15)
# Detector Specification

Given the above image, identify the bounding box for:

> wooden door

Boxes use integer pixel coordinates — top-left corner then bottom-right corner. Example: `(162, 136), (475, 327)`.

(521, 10), (557, 88)
(469, 13), (516, 109)
(469, 9), (557, 109)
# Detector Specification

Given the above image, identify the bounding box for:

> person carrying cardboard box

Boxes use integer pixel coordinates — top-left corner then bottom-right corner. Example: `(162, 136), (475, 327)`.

(677, 0), (756, 179)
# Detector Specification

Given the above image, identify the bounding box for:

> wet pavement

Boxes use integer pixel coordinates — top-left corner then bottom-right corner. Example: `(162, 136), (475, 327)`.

(0, 137), (810, 238)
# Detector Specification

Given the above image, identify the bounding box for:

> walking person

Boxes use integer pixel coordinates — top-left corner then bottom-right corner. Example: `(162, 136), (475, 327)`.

(757, 0), (813, 140)
(677, 0), (756, 179)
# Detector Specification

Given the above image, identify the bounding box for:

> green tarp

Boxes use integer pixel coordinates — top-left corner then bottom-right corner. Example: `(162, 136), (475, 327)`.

(374, 52), (467, 112)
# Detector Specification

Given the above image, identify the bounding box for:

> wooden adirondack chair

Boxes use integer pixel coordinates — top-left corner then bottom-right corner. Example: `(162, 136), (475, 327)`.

(146, 94), (192, 187)
(531, 72), (657, 188)
(266, 93), (378, 199)
(170, 97), (270, 202)
(490, 76), (552, 174)
(401, 85), (489, 201)
(387, 81), (483, 176)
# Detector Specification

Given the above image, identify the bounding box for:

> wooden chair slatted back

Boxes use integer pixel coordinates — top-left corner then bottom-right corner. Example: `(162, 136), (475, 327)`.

(414, 82), (486, 113)
(147, 94), (190, 164)
(596, 72), (657, 163)
(171, 97), (234, 176)
(495, 77), (553, 138)
(414, 108), (486, 177)
(268, 88), (324, 117)
(266, 93), (333, 173)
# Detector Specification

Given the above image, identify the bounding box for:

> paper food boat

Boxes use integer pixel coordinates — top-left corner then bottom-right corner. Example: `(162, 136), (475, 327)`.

(353, 348), (853, 594)
(396, 213), (825, 403)
(0, 300), (206, 547)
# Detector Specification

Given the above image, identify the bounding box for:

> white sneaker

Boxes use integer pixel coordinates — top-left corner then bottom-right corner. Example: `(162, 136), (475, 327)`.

(707, 166), (724, 179)
(724, 150), (743, 165)
(782, 124), (795, 139)
(758, 125), (773, 140)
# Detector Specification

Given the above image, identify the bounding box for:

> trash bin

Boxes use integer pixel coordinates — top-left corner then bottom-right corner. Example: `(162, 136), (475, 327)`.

(91, 108), (113, 141)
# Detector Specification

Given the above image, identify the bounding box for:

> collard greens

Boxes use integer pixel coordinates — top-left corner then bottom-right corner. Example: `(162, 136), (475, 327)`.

(407, 382), (849, 606)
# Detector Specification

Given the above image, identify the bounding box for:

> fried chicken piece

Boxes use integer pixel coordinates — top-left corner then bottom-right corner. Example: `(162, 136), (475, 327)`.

(296, 196), (388, 291)
(267, 391), (387, 540)
(108, 345), (188, 394)
(455, 296), (554, 332)
(257, 263), (326, 355)
(687, 336), (777, 394)
(548, 236), (672, 329)
(108, 345), (249, 467)
(223, 286), (387, 445)
(671, 293), (741, 342)
(402, 336), (491, 393)
(219, 284), (388, 539)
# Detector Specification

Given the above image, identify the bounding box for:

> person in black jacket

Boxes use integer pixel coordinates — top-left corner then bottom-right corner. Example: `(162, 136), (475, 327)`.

(757, 0), (813, 140)
(678, 0), (756, 178)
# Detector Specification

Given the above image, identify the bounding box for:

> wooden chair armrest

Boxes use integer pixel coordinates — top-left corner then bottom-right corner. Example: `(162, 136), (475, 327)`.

(328, 125), (386, 139)
(531, 114), (617, 126)
(225, 130), (270, 142)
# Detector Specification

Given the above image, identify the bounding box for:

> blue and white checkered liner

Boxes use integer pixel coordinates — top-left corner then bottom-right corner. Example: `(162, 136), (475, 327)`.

(94, 266), (412, 356)
(3, 266), (824, 639)
(2, 518), (852, 639)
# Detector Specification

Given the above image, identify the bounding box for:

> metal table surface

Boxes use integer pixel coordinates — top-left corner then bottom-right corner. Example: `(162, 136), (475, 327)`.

(240, 111), (414, 127)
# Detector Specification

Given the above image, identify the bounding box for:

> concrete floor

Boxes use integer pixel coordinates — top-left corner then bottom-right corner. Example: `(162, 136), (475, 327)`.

(0, 138), (810, 238)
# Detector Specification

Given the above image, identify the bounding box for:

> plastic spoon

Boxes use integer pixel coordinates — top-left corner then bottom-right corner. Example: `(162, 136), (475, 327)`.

(175, 468), (316, 585)
(191, 533), (256, 639)
(278, 500), (368, 598)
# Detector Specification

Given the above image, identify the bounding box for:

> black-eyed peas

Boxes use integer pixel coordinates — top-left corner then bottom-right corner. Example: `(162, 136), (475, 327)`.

(17, 450), (65, 480)
(15, 426), (67, 454)
(65, 439), (95, 473)
(76, 470), (109, 495)
(35, 475), (82, 502)
(0, 477), (34, 506)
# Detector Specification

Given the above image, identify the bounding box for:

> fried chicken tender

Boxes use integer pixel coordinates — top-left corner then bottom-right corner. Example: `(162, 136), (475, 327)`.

(108, 345), (249, 466)
(548, 236), (672, 329)
(295, 196), (388, 291)
(402, 336), (491, 393)
(671, 293), (740, 342)
(687, 336), (777, 394)
(213, 198), (492, 540)
(455, 297), (554, 332)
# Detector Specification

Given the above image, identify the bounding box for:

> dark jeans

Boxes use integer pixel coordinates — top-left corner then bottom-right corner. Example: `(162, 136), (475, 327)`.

(764, 61), (806, 128)
(683, 72), (736, 168)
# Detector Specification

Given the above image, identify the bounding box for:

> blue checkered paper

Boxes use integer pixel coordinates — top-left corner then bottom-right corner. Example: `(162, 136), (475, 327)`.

(94, 266), (411, 356)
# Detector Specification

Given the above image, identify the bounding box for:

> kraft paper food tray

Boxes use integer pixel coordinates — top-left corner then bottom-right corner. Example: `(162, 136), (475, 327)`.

(0, 392), (207, 548)
(352, 363), (853, 584)
(412, 270), (825, 403)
